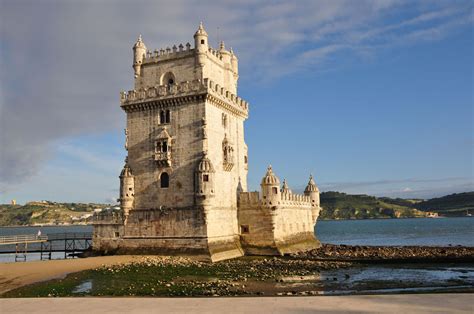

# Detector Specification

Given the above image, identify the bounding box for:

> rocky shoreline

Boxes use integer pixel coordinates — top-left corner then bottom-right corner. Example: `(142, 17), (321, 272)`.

(292, 244), (474, 262)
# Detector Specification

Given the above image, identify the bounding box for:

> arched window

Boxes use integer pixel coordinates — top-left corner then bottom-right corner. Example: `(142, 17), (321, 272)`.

(161, 72), (176, 91)
(160, 172), (169, 188)
(165, 110), (170, 123)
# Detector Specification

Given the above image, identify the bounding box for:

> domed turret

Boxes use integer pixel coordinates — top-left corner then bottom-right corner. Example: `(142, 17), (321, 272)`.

(119, 158), (135, 218)
(195, 151), (215, 205)
(133, 35), (147, 78)
(219, 41), (231, 65)
(304, 174), (321, 223)
(230, 47), (238, 75)
(260, 165), (281, 207)
(194, 22), (208, 67)
(281, 179), (291, 195)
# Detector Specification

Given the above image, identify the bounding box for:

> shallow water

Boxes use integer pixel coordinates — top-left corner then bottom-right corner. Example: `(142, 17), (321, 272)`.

(271, 264), (474, 295)
(72, 280), (93, 294)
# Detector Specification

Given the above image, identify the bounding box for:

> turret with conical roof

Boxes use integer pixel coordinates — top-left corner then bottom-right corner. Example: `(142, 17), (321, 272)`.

(281, 178), (292, 197)
(304, 174), (321, 222)
(219, 41), (231, 65)
(260, 165), (281, 207)
(195, 151), (215, 205)
(132, 35), (147, 78)
(194, 22), (208, 67)
(119, 157), (135, 218)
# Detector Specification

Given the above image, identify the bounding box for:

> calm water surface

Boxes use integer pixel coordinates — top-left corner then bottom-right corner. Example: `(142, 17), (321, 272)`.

(316, 217), (474, 247)
(0, 217), (472, 262)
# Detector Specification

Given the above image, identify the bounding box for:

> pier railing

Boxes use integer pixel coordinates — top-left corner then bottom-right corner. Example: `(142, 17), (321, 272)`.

(0, 234), (48, 245)
(0, 232), (93, 262)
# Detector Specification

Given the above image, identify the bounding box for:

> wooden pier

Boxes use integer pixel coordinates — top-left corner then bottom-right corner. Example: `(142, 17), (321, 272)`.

(0, 233), (92, 262)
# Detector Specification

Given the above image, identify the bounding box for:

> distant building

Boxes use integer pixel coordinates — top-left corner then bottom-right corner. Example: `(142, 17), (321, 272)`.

(93, 23), (323, 261)
(11, 199), (16, 205)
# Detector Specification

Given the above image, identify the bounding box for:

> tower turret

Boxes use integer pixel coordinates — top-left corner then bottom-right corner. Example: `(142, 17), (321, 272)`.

(133, 35), (147, 78)
(281, 179), (292, 195)
(304, 174), (321, 222)
(194, 22), (208, 67)
(119, 158), (135, 219)
(260, 165), (281, 207)
(219, 41), (231, 65)
(195, 151), (215, 206)
(230, 47), (239, 76)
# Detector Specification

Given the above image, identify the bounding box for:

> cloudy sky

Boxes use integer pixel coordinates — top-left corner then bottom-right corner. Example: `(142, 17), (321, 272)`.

(0, 0), (472, 204)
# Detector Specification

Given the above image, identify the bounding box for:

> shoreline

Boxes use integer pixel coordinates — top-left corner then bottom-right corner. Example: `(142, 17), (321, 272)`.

(1, 244), (473, 297)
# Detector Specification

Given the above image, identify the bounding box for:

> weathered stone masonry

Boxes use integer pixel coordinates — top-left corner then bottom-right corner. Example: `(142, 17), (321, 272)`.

(93, 23), (323, 261)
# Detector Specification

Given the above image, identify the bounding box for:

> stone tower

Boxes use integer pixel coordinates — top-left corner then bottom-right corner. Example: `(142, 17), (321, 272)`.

(95, 23), (249, 261)
(94, 23), (323, 261)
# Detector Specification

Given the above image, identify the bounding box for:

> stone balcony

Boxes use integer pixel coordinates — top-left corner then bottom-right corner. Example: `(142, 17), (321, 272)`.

(154, 151), (171, 167)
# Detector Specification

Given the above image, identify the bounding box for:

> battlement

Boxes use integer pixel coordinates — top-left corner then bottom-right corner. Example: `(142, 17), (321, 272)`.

(120, 78), (248, 115)
(239, 191), (312, 208)
(280, 192), (312, 207)
(93, 211), (124, 225)
(141, 42), (194, 64)
(238, 191), (261, 207)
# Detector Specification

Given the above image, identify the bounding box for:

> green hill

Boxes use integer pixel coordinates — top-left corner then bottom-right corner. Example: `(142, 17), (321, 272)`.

(414, 192), (474, 217)
(0, 201), (111, 226)
(320, 192), (428, 220)
(320, 191), (474, 219)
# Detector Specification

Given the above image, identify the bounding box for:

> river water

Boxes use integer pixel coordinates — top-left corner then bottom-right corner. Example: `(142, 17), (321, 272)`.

(1, 217), (473, 263)
(316, 217), (474, 247)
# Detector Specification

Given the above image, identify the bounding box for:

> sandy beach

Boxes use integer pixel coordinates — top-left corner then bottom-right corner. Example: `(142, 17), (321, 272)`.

(0, 255), (143, 294)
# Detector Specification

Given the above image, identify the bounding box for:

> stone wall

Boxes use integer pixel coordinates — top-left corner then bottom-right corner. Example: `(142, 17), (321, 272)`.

(127, 100), (205, 209)
(238, 191), (321, 255)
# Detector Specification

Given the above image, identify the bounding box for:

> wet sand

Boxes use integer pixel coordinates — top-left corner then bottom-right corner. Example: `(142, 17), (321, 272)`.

(0, 255), (143, 294)
(1, 294), (473, 313)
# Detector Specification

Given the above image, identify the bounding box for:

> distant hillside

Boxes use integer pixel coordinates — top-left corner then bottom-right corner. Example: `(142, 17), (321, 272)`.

(414, 192), (474, 217)
(0, 201), (111, 226)
(320, 192), (428, 220)
(320, 191), (474, 220)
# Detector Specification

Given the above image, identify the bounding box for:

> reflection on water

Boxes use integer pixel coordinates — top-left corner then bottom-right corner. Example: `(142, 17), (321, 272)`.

(72, 280), (92, 294)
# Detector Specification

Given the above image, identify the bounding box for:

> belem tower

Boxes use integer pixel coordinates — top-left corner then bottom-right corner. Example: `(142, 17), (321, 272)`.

(93, 23), (323, 262)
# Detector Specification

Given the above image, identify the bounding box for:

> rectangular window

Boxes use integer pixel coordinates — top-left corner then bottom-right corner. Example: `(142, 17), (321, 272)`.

(272, 187), (278, 194)
(114, 232), (120, 238)
(203, 174), (209, 182)
(240, 225), (249, 234)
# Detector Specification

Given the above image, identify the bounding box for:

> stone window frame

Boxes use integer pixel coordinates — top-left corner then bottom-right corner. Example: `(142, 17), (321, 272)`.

(160, 172), (170, 188)
(159, 110), (171, 124)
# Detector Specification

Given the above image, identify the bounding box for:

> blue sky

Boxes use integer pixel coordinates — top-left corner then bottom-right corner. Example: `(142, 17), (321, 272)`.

(0, 0), (473, 204)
